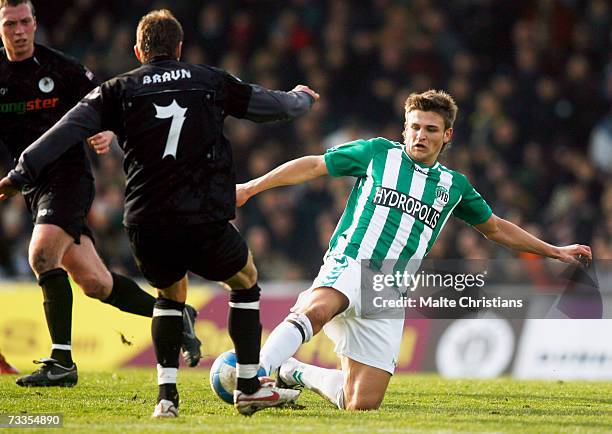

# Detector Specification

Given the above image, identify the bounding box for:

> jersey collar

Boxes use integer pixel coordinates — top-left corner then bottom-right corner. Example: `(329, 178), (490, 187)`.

(402, 145), (440, 170)
(146, 55), (177, 64)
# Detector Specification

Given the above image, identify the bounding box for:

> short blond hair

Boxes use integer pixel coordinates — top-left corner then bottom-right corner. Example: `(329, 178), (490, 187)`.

(136, 9), (183, 62)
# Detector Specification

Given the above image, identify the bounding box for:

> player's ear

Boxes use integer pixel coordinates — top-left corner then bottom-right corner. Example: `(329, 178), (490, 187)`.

(443, 127), (453, 144)
(176, 41), (183, 60)
(134, 45), (142, 63)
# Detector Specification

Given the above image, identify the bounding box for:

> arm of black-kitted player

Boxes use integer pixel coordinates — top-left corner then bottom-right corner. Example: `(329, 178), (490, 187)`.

(243, 84), (319, 123)
(7, 96), (102, 189)
(219, 69), (319, 123)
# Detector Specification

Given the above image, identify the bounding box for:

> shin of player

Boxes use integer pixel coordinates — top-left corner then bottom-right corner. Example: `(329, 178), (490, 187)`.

(151, 276), (187, 417)
(224, 254), (262, 395)
(260, 287), (348, 408)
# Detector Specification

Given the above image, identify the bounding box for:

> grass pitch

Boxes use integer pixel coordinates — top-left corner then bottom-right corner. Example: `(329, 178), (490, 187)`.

(1, 369), (612, 433)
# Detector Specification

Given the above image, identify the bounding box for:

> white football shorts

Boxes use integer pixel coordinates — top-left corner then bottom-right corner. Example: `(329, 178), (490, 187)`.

(291, 253), (404, 374)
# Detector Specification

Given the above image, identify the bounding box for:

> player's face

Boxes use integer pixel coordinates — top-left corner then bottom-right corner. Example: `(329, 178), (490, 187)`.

(404, 110), (452, 166)
(0, 3), (36, 61)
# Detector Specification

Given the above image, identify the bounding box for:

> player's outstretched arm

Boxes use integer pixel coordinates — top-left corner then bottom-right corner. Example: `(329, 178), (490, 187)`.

(474, 214), (592, 265)
(236, 155), (328, 207)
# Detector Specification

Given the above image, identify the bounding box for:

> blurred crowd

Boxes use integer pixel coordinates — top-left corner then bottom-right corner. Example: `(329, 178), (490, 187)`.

(0, 0), (611, 281)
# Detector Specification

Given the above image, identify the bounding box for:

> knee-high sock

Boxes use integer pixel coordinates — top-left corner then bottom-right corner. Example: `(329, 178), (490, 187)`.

(294, 360), (345, 409)
(102, 272), (155, 317)
(260, 312), (313, 375)
(152, 297), (184, 406)
(39, 268), (73, 366)
(228, 285), (261, 394)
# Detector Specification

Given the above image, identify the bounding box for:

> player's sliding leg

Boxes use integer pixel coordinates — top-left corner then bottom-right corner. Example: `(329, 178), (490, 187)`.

(17, 224), (77, 387)
(224, 252), (300, 416)
(278, 357), (345, 408)
(260, 286), (348, 375)
(278, 356), (391, 410)
(62, 237), (202, 367)
(340, 357), (391, 410)
(151, 276), (187, 418)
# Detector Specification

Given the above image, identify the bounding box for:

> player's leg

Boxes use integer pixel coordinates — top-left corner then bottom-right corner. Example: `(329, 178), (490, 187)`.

(277, 357), (344, 407)
(221, 252), (301, 415)
(260, 286), (348, 375)
(260, 253), (355, 375)
(340, 357), (391, 410)
(189, 221), (299, 415)
(278, 356), (390, 410)
(151, 276), (187, 418)
(61, 230), (201, 365)
(222, 250), (262, 395)
(22, 223), (77, 382)
(125, 225), (188, 417)
(18, 176), (94, 383)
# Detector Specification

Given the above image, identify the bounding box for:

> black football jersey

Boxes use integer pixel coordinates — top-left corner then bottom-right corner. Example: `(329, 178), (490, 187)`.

(10, 56), (314, 226)
(0, 44), (97, 187)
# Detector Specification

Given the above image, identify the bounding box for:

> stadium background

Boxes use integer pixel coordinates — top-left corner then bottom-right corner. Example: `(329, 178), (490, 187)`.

(0, 0), (611, 378)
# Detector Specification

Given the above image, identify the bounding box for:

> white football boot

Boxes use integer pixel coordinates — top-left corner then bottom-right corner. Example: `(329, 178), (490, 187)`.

(152, 399), (179, 418)
(276, 357), (305, 389)
(234, 384), (300, 416)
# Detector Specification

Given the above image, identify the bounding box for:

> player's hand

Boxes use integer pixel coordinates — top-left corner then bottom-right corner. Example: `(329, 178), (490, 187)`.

(236, 183), (252, 207)
(0, 176), (19, 201)
(292, 85), (320, 102)
(555, 244), (592, 266)
(87, 130), (115, 154)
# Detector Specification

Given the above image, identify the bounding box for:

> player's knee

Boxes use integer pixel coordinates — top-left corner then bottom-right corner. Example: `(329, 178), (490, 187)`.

(302, 304), (333, 333)
(343, 381), (384, 410)
(344, 392), (382, 411)
(242, 263), (258, 288)
(232, 261), (258, 289)
(75, 274), (109, 299)
(28, 247), (57, 275)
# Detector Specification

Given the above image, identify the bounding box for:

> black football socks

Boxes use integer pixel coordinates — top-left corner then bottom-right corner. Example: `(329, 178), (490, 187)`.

(102, 272), (155, 317)
(228, 285), (262, 395)
(152, 297), (184, 406)
(39, 268), (73, 366)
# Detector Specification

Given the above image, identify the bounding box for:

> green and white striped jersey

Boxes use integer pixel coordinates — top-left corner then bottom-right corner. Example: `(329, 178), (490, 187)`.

(324, 137), (492, 274)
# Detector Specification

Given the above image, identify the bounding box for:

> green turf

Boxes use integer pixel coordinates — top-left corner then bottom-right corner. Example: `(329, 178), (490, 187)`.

(1, 369), (612, 433)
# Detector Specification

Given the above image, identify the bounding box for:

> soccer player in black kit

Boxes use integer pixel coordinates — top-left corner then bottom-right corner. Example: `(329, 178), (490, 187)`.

(0, 9), (320, 417)
(0, 0), (201, 387)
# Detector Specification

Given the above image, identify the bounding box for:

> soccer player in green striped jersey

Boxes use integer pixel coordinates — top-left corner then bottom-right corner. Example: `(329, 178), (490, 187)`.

(236, 90), (591, 410)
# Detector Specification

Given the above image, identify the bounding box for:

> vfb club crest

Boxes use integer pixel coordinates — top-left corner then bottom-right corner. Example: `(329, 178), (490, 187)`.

(435, 186), (449, 205)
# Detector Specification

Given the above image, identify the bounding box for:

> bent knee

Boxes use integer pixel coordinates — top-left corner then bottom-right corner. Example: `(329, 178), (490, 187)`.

(302, 304), (334, 333)
(240, 262), (258, 287)
(226, 260), (258, 289)
(344, 395), (382, 411)
(29, 248), (59, 275)
(74, 274), (110, 299)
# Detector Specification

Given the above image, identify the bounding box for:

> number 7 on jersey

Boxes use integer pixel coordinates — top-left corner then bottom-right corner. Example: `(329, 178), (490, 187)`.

(154, 99), (187, 159)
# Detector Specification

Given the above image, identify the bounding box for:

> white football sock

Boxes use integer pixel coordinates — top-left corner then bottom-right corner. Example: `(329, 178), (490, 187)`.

(260, 321), (303, 375)
(296, 361), (345, 409)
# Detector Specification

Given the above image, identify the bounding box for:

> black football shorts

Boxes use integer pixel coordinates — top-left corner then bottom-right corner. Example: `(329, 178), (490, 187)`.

(24, 172), (95, 244)
(126, 220), (249, 288)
